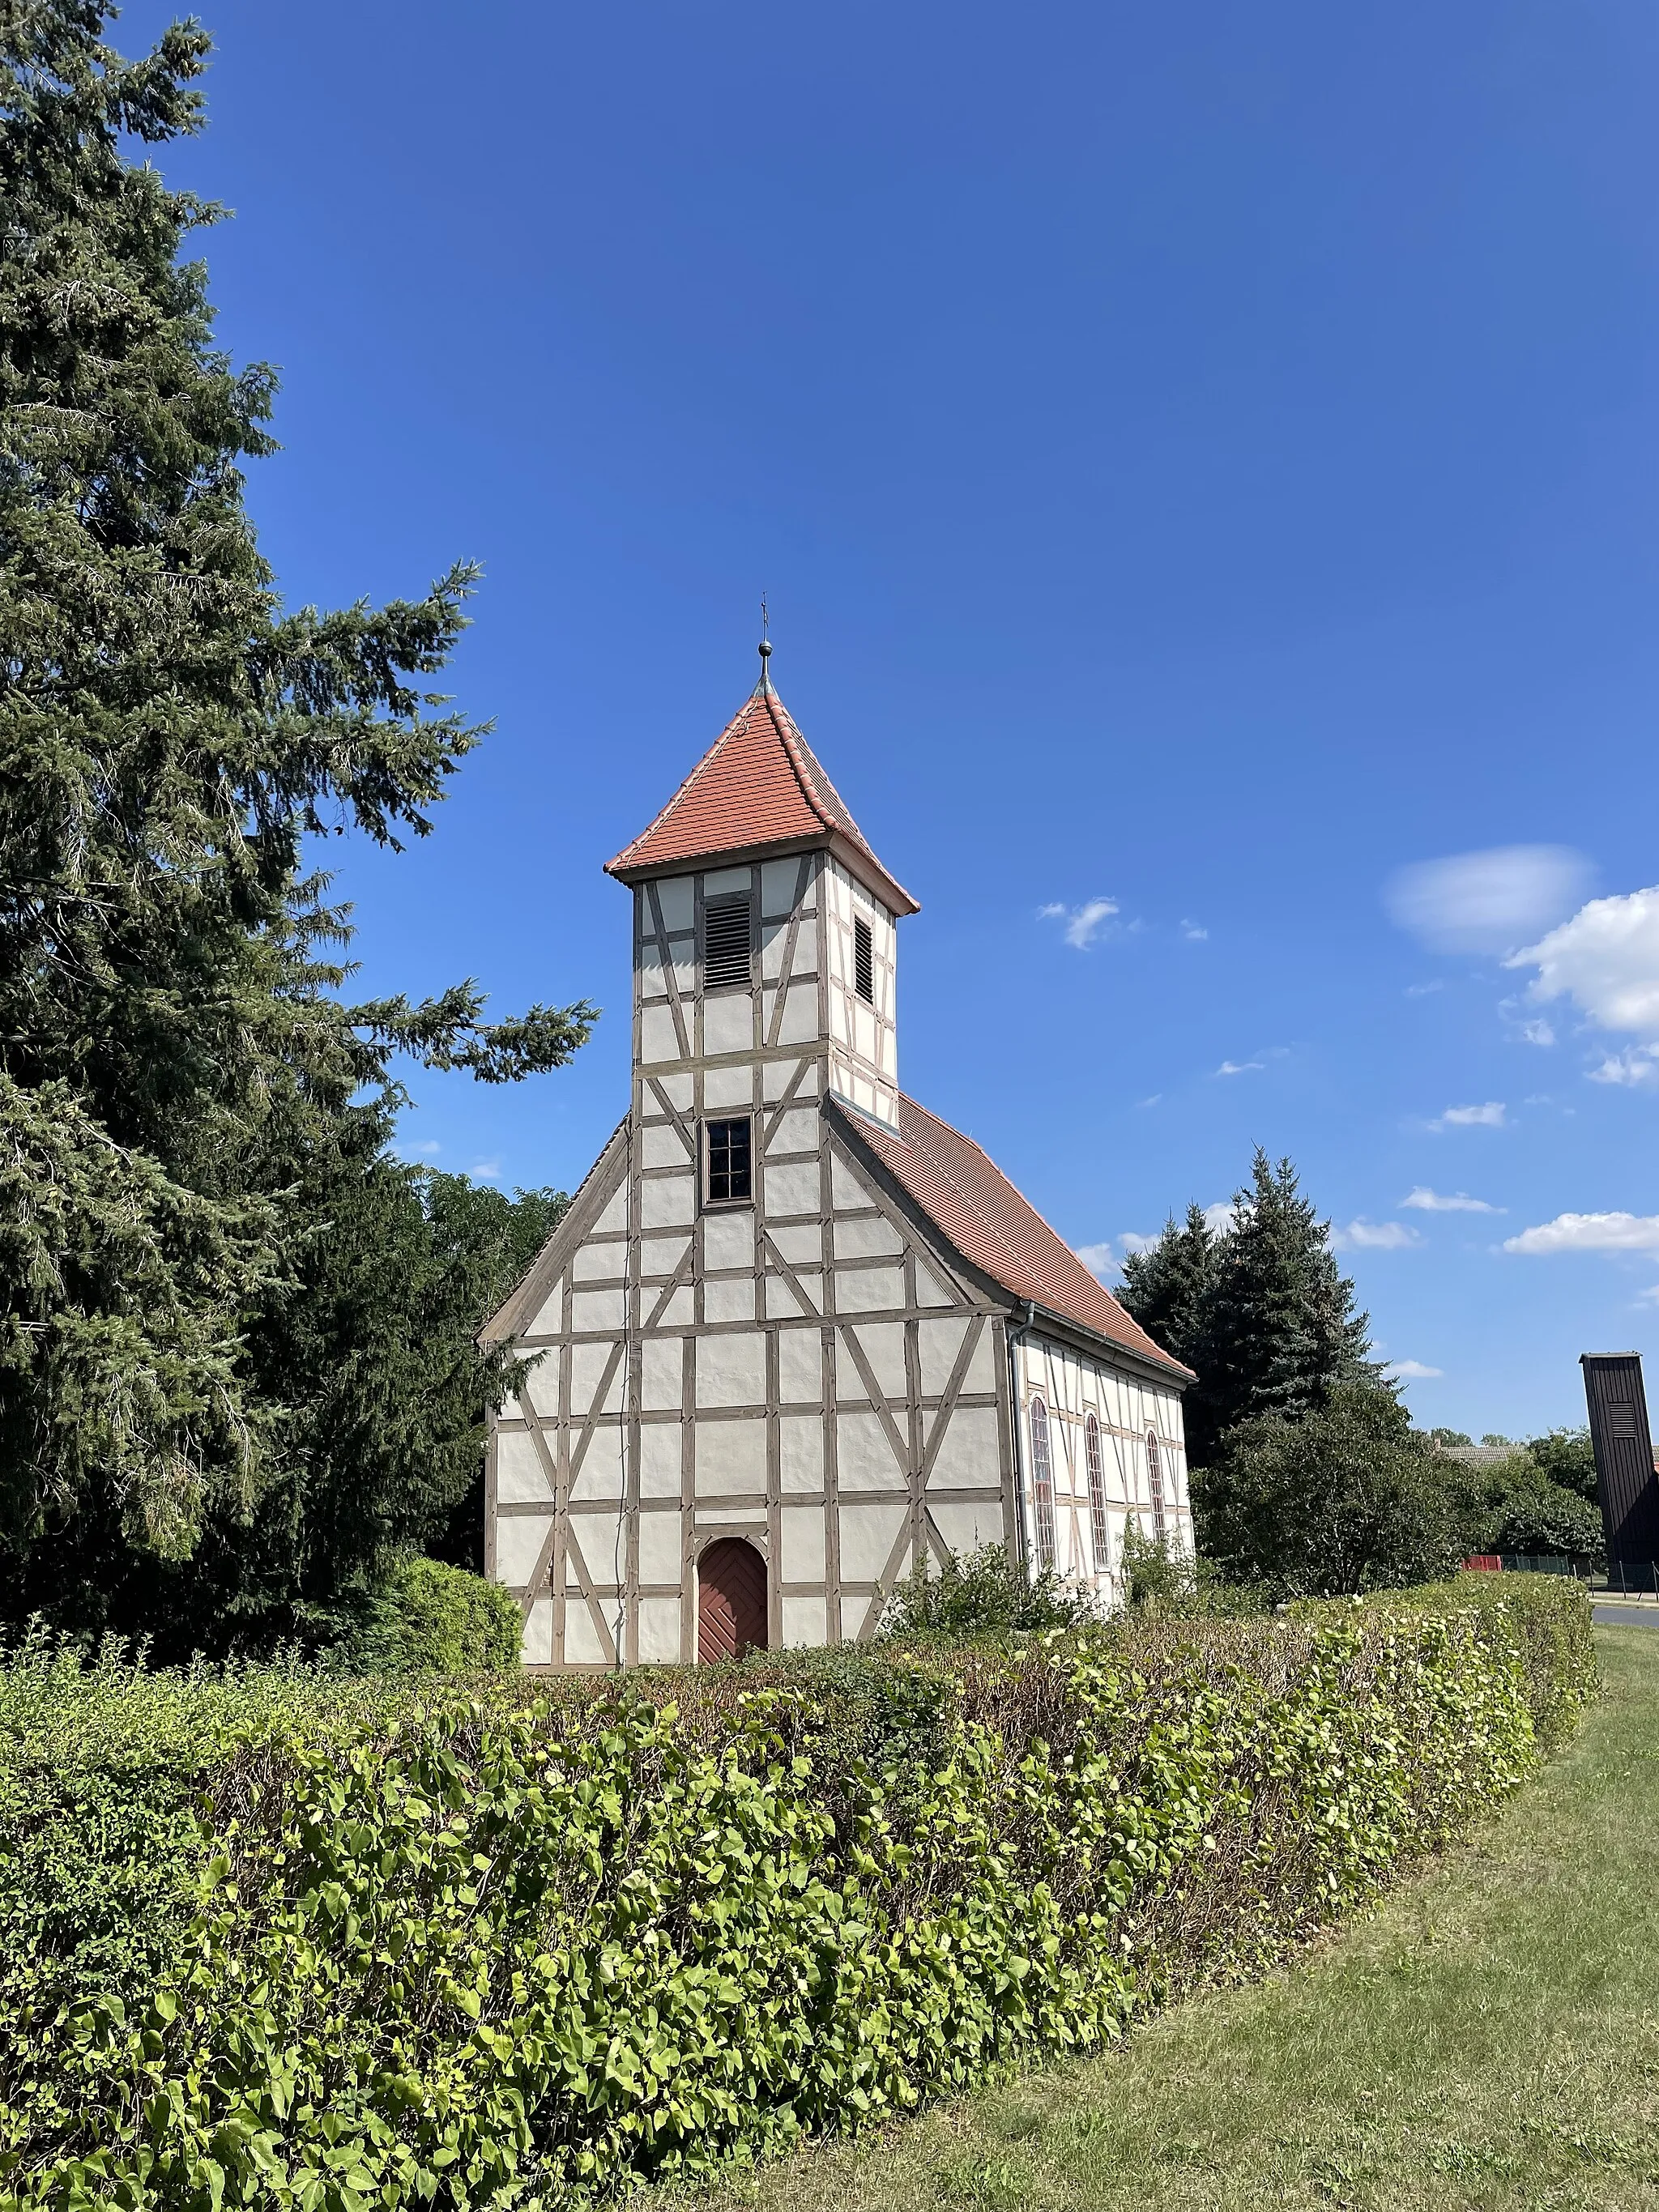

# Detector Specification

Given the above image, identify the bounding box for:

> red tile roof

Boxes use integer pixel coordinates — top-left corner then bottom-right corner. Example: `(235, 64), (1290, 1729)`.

(834, 1093), (1194, 1381)
(606, 680), (919, 914)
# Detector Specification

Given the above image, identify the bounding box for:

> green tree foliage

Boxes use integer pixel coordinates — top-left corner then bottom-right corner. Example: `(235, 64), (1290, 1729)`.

(1193, 1383), (1465, 1596)
(0, 6), (592, 1646)
(1525, 1426), (1599, 1507)
(15, 1170), (569, 1649)
(1444, 1449), (1604, 1561)
(1427, 1426), (1473, 1447)
(1433, 1428), (1604, 1564)
(1115, 1202), (1216, 1374)
(1489, 1464), (1604, 1558)
(1120, 1151), (1378, 1467)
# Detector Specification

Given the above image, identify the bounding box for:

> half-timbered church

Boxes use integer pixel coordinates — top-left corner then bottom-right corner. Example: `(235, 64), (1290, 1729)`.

(483, 650), (1195, 1668)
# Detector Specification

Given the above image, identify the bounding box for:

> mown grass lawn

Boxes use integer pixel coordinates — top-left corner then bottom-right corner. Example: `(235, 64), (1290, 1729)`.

(702, 1626), (1659, 2212)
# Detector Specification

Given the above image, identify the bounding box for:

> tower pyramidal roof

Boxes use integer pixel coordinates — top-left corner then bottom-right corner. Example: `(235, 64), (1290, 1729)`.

(606, 668), (919, 915)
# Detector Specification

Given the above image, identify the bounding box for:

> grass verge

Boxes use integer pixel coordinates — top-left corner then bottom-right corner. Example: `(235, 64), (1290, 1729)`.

(704, 1626), (1659, 2212)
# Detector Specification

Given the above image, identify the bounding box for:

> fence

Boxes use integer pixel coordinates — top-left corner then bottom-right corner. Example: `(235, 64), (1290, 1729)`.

(1461, 1555), (1659, 1591)
(1595, 1560), (1659, 1598)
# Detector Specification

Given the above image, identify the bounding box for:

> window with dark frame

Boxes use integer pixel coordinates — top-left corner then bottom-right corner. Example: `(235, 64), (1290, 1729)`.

(703, 893), (752, 991)
(705, 1116), (753, 1205)
(1085, 1413), (1111, 1569)
(853, 915), (875, 1004)
(1030, 1397), (1056, 1571)
(1146, 1428), (1166, 1539)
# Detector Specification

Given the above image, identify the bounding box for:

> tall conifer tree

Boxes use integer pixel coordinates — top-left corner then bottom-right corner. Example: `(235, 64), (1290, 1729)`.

(1117, 1203), (1216, 1377)
(0, 4), (592, 1642)
(1120, 1151), (1378, 1467)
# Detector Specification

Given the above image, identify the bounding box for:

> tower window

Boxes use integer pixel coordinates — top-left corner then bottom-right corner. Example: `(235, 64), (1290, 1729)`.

(705, 1116), (753, 1205)
(1146, 1428), (1166, 1540)
(1030, 1396), (1056, 1571)
(853, 915), (875, 1004)
(703, 894), (752, 992)
(1085, 1413), (1110, 1568)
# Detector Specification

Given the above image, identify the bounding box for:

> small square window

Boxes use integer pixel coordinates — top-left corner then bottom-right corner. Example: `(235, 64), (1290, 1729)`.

(853, 915), (874, 1004)
(705, 1116), (753, 1205)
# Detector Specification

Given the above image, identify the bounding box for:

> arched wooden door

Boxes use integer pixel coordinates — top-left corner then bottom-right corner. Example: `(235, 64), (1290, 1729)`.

(697, 1539), (768, 1662)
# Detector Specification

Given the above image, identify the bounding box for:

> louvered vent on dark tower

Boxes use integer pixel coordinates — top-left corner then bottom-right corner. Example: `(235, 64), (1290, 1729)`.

(703, 894), (752, 991)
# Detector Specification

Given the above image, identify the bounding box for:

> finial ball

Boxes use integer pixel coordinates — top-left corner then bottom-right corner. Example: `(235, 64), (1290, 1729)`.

(758, 639), (772, 658)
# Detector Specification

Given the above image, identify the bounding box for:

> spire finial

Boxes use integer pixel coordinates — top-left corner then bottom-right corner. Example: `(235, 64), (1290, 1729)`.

(757, 594), (772, 690)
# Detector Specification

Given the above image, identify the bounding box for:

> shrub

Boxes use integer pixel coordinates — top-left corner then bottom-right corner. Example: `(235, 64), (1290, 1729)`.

(877, 1542), (1098, 1639)
(339, 1557), (524, 1674)
(0, 1577), (1595, 2210)
(1194, 1382), (1465, 1596)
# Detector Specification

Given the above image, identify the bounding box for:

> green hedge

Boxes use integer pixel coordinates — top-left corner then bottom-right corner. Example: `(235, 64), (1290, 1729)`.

(0, 1575), (1594, 2211)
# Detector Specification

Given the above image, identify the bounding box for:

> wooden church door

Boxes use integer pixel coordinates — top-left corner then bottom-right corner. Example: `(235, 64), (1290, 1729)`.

(696, 1539), (768, 1661)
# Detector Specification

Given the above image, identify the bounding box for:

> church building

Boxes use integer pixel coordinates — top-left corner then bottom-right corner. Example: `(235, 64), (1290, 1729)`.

(482, 653), (1194, 1669)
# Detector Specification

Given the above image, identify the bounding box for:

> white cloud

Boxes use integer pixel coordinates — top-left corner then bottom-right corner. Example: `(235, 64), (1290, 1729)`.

(1503, 1211), (1659, 1256)
(1075, 1242), (1119, 1281)
(1385, 1359), (1444, 1381)
(1331, 1219), (1422, 1251)
(1517, 1017), (1555, 1047)
(1588, 1046), (1659, 1087)
(1385, 846), (1593, 955)
(1216, 1059), (1264, 1077)
(1180, 919), (1209, 941)
(1508, 884), (1659, 1038)
(1041, 897), (1120, 949)
(1201, 1200), (1238, 1234)
(1138, 1093), (1162, 1109)
(1431, 1102), (1507, 1130)
(1401, 1187), (1503, 1214)
(1639, 1285), (1659, 1307)
(405, 1140), (442, 1157)
(467, 1159), (502, 1183)
(1405, 979), (1445, 998)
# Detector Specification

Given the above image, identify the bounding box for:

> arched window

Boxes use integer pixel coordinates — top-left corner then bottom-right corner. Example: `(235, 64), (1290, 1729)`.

(1085, 1414), (1110, 1570)
(1029, 1397), (1056, 1571)
(1146, 1428), (1166, 1540)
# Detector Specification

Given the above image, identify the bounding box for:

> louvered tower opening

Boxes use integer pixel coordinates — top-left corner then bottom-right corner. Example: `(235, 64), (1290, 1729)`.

(703, 893), (752, 991)
(853, 916), (874, 1004)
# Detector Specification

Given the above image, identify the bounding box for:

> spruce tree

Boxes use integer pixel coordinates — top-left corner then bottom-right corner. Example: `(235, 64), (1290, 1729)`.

(1117, 1203), (1215, 1375)
(1120, 1150), (1378, 1467)
(0, 5), (592, 1641)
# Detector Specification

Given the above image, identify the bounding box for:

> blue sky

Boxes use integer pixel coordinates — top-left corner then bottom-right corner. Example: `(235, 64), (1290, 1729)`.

(126, 0), (1659, 1437)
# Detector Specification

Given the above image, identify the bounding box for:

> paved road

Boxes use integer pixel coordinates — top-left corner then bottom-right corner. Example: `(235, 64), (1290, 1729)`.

(1593, 1605), (1659, 1628)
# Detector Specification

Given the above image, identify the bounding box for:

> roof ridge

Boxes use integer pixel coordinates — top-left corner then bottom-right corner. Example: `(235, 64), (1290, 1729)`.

(759, 688), (837, 837)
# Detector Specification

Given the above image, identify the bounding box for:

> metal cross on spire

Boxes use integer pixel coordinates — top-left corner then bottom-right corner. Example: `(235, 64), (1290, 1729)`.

(758, 593), (772, 690)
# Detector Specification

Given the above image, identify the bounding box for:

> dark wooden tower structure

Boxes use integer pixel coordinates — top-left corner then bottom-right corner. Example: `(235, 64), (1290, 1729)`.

(1582, 1353), (1659, 1566)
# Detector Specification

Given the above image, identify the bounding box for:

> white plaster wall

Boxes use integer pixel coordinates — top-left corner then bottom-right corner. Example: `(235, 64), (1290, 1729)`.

(1012, 1332), (1190, 1600)
(822, 858), (898, 1126)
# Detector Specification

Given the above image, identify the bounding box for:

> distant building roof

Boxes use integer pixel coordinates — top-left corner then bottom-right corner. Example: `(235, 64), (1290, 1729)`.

(606, 678), (919, 916)
(832, 1092), (1193, 1383)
